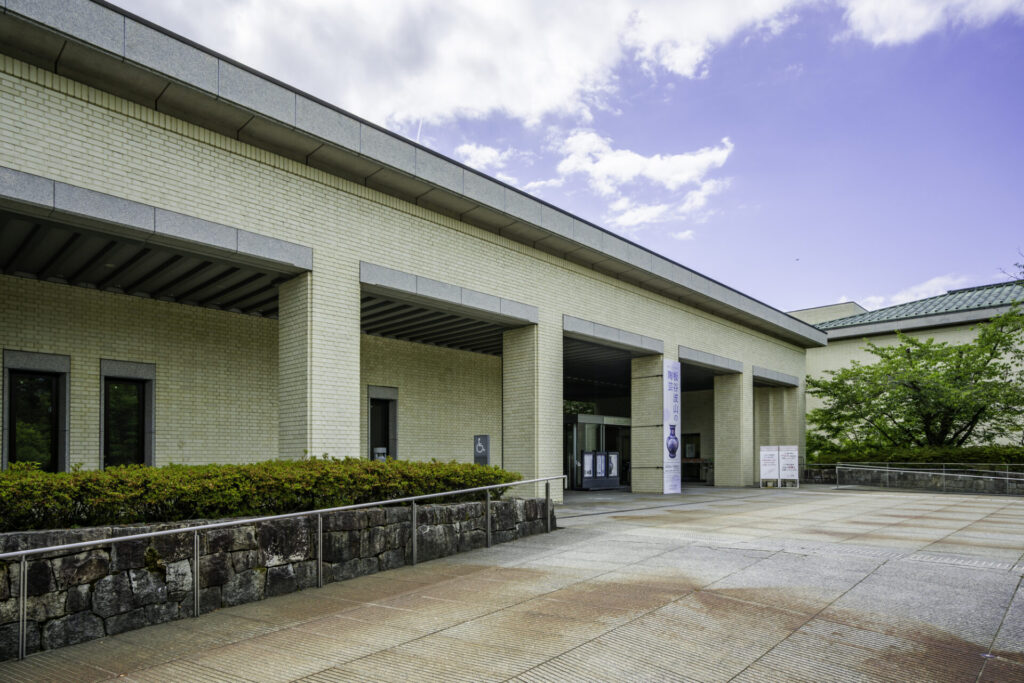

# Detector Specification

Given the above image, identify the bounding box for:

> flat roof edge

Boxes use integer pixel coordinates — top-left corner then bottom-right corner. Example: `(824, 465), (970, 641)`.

(2, 0), (824, 347)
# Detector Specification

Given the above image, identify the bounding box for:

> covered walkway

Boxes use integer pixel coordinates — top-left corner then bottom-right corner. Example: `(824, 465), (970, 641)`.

(2, 486), (1023, 681)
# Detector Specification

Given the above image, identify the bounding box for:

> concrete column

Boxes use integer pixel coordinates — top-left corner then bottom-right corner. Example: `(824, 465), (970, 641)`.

(753, 384), (803, 479)
(278, 272), (312, 459)
(502, 321), (562, 499)
(630, 354), (665, 493)
(713, 371), (754, 486)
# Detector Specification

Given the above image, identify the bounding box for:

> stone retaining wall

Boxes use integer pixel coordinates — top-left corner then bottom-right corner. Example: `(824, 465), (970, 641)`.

(0, 498), (555, 660)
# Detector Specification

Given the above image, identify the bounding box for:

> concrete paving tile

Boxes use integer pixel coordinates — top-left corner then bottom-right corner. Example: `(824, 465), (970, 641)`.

(823, 561), (1018, 647)
(186, 637), (336, 682)
(505, 596), (640, 628)
(122, 659), (256, 682)
(733, 617), (985, 683)
(293, 614), (426, 646)
(978, 657), (1024, 682)
(991, 583), (1024, 664)
(438, 618), (586, 657)
(512, 640), (694, 683)
(0, 652), (113, 682)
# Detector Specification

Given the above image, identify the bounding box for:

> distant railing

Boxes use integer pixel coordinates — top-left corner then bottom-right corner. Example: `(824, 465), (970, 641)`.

(834, 463), (1024, 496)
(803, 462), (1024, 485)
(0, 475), (566, 660)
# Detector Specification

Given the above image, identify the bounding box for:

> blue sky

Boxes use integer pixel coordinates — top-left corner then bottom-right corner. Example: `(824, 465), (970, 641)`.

(117, 1), (1024, 312)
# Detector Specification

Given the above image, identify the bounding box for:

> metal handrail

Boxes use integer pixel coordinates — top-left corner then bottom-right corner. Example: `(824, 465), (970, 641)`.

(835, 464), (1014, 480)
(2, 474), (566, 660)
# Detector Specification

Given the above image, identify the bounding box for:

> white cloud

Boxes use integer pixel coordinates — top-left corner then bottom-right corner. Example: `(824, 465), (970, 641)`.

(839, 0), (1024, 45)
(679, 178), (731, 215)
(556, 131), (734, 196)
(860, 274), (970, 310)
(672, 229), (697, 241)
(521, 177), (565, 193)
(453, 143), (513, 172)
(608, 202), (673, 229)
(116, 1), (1024, 128)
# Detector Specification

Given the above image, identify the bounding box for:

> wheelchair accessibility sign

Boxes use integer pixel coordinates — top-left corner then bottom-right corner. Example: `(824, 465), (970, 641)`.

(474, 435), (490, 466)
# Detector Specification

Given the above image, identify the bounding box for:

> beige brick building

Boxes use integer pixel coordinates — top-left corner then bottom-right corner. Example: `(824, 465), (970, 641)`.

(0, 1), (825, 496)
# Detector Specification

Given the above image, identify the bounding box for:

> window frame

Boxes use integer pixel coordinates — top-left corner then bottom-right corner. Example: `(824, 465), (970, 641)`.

(100, 359), (155, 468)
(2, 350), (70, 472)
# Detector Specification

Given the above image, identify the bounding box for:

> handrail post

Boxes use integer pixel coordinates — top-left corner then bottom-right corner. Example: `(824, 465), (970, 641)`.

(317, 513), (323, 588)
(545, 482), (551, 533)
(485, 490), (491, 548)
(411, 501), (417, 566)
(18, 555), (27, 660)
(193, 530), (200, 617)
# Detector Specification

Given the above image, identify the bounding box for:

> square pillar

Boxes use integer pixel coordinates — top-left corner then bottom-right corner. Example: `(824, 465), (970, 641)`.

(754, 385), (804, 475)
(630, 354), (665, 493)
(714, 371), (754, 486)
(278, 272), (312, 459)
(502, 323), (561, 499)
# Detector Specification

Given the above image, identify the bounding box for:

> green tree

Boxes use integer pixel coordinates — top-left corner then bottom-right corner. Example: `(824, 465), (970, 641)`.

(807, 307), (1024, 450)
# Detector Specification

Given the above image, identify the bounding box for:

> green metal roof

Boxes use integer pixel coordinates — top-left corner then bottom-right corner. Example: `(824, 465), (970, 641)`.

(817, 281), (1024, 330)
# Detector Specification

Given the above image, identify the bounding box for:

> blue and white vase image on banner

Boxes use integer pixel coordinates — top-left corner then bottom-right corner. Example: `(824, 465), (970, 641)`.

(666, 425), (679, 458)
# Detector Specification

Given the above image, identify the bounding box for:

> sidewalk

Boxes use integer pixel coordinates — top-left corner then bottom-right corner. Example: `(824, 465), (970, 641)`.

(2, 486), (1022, 681)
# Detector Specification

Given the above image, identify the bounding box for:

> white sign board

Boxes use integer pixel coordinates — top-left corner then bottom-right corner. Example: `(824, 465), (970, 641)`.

(663, 359), (682, 494)
(780, 445), (799, 486)
(759, 446), (779, 486)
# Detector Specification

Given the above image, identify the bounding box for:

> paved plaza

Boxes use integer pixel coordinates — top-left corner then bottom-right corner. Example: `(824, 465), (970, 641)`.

(2, 486), (1022, 682)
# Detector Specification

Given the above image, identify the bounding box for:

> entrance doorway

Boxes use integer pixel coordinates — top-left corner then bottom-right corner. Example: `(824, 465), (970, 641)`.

(564, 414), (631, 490)
(367, 386), (397, 460)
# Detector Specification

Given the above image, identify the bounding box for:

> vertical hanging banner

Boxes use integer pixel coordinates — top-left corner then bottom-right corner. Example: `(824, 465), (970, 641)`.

(759, 446), (780, 487)
(663, 359), (682, 494)
(779, 445), (800, 487)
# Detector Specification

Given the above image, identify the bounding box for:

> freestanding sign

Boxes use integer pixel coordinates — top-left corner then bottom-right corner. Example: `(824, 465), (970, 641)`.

(779, 445), (799, 487)
(473, 435), (490, 466)
(759, 446), (780, 487)
(663, 359), (682, 494)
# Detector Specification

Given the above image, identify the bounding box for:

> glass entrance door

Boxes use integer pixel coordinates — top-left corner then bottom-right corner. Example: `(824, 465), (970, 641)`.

(563, 415), (631, 490)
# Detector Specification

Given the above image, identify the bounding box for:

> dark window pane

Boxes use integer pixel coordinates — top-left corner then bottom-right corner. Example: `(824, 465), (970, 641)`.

(10, 371), (59, 472)
(105, 378), (145, 467)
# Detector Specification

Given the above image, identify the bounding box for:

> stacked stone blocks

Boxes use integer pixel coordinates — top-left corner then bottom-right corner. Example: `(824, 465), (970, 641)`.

(0, 498), (555, 660)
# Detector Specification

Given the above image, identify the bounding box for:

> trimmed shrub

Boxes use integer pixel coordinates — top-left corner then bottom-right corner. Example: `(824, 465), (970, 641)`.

(0, 458), (521, 532)
(812, 445), (1024, 465)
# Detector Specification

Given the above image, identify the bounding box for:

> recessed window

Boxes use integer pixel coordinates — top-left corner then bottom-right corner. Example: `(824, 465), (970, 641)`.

(100, 360), (155, 468)
(104, 377), (146, 467)
(9, 371), (61, 472)
(3, 350), (70, 472)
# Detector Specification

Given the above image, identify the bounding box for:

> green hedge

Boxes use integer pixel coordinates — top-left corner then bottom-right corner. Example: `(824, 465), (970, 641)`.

(812, 445), (1024, 465)
(0, 458), (522, 532)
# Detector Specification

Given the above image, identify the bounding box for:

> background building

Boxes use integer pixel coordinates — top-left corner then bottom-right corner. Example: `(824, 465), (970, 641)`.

(0, 1), (825, 496)
(792, 280), (1024, 416)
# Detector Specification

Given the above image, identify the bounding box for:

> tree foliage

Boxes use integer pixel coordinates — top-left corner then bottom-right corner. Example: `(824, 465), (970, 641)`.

(807, 306), (1024, 451)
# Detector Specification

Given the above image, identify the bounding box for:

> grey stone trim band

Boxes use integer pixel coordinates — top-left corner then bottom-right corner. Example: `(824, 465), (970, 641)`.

(677, 346), (742, 374)
(825, 306), (1014, 341)
(0, 166), (313, 272)
(100, 359), (156, 381)
(0, 2), (827, 349)
(367, 385), (398, 400)
(3, 349), (71, 373)
(563, 316), (663, 355)
(752, 365), (800, 388)
(359, 262), (538, 326)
